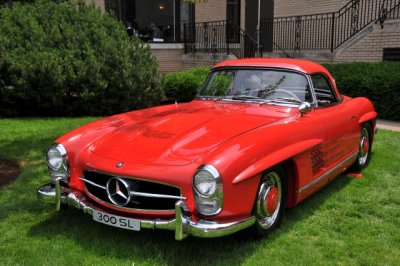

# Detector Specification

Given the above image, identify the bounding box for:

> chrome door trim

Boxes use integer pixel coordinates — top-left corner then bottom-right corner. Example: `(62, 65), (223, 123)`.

(299, 150), (358, 194)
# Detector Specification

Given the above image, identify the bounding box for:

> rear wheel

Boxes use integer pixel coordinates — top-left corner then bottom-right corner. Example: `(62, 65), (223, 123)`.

(352, 123), (372, 171)
(252, 166), (287, 237)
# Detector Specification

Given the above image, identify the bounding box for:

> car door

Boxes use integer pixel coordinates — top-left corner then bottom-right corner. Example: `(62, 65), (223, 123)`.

(311, 74), (360, 170)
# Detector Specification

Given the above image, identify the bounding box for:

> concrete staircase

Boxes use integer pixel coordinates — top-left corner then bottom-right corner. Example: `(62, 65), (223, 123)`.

(261, 18), (400, 63)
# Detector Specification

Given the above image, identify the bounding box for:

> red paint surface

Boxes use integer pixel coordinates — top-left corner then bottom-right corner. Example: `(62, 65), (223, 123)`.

(347, 173), (364, 179)
(267, 187), (279, 214)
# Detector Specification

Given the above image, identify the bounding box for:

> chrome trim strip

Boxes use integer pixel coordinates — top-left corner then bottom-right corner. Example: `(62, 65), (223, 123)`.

(84, 189), (176, 213)
(84, 169), (182, 192)
(37, 183), (256, 240)
(79, 177), (107, 190)
(130, 191), (186, 200)
(306, 74), (318, 107)
(79, 170), (186, 213)
(299, 150), (358, 194)
(216, 98), (299, 108)
(80, 174), (183, 212)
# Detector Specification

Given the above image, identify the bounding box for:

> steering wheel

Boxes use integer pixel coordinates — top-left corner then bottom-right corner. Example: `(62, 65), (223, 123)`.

(263, 89), (301, 101)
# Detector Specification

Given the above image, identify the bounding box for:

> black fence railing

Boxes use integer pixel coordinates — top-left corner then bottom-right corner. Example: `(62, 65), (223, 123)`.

(183, 20), (261, 58)
(261, 0), (400, 52)
(184, 0), (400, 57)
(261, 12), (334, 52)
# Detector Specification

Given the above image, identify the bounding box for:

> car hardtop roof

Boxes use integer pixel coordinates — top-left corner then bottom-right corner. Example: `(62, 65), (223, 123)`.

(213, 58), (329, 75)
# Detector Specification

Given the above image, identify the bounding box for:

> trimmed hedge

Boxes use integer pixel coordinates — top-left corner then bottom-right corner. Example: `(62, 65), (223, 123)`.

(324, 62), (400, 121)
(163, 67), (209, 102)
(0, 0), (163, 116)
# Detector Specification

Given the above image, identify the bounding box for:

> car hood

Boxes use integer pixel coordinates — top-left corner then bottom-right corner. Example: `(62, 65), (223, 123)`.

(90, 100), (295, 166)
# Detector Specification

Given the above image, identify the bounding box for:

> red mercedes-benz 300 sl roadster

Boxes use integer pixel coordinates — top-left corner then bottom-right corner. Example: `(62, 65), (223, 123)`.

(38, 58), (377, 240)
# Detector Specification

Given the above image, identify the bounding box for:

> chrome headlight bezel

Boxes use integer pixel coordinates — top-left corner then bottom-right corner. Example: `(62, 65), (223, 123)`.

(46, 143), (69, 182)
(193, 164), (223, 216)
(46, 144), (67, 171)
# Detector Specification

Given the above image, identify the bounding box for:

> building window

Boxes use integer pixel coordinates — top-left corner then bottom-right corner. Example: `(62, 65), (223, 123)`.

(383, 48), (400, 61)
(227, 0), (240, 26)
(106, 0), (193, 43)
(227, 0), (240, 42)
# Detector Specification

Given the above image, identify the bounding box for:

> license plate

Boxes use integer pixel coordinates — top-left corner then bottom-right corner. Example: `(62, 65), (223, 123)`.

(93, 210), (140, 231)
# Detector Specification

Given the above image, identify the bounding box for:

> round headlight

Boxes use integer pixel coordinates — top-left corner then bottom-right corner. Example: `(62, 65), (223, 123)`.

(194, 170), (217, 196)
(193, 165), (223, 216)
(46, 144), (67, 171)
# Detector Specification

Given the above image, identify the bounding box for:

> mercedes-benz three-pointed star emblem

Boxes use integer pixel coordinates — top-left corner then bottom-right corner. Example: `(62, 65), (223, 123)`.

(106, 177), (131, 206)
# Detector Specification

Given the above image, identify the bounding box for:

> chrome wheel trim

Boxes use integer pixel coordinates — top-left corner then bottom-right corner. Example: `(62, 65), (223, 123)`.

(358, 127), (370, 166)
(256, 171), (282, 230)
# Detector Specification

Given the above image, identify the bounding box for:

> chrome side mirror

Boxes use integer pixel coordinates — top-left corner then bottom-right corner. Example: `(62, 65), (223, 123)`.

(298, 102), (312, 116)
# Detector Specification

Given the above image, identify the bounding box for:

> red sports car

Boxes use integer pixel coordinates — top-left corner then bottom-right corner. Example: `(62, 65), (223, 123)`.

(38, 58), (377, 240)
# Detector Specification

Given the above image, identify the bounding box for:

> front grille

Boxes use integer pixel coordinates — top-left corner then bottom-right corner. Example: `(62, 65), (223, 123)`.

(82, 171), (182, 212)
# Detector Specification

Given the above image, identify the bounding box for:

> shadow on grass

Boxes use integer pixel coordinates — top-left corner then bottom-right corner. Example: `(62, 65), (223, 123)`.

(0, 117), (97, 163)
(28, 209), (258, 265)
(0, 135), (55, 163)
(25, 172), (353, 265)
(282, 173), (352, 228)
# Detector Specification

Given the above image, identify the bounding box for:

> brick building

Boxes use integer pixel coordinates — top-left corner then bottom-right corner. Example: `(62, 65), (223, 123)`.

(86, 0), (400, 71)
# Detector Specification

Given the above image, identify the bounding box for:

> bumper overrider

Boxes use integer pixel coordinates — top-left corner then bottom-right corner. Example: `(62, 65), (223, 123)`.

(37, 178), (256, 240)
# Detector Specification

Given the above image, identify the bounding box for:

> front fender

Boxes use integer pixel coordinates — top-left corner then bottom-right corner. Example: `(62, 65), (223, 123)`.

(195, 115), (325, 220)
(359, 111), (377, 124)
(232, 138), (323, 184)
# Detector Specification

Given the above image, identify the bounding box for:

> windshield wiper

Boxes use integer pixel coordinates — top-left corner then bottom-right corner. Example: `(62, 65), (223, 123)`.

(269, 97), (302, 104)
(230, 95), (261, 101)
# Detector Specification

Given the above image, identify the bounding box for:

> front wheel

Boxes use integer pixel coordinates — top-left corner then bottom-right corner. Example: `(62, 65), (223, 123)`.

(352, 123), (372, 171)
(251, 166), (287, 237)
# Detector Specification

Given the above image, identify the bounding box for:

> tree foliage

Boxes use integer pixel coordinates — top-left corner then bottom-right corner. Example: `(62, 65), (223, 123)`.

(0, 0), (163, 116)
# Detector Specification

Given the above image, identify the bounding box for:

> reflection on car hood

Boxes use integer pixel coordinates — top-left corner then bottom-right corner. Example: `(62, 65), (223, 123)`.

(91, 100), (296, 166)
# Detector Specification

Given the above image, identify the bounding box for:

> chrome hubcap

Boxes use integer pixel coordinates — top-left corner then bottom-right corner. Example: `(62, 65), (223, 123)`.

(256, 171), (282, 229)
(358, 127), (370, 165)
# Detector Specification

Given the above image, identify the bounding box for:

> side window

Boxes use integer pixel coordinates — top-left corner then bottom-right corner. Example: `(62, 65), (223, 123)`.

(311, 74), (337, 107)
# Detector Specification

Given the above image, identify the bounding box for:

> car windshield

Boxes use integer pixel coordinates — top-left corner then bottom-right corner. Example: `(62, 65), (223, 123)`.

(198, 69), (312, 104)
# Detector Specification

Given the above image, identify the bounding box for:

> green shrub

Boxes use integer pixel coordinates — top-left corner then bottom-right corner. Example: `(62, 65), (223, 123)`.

(0, 0), (163, 116)
(185, 66), (211, 78)
(324, 62), (400, 121)
(164, 67), (210, 102)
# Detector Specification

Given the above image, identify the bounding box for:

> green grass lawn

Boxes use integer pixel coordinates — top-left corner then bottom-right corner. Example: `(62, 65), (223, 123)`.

(1, 118), (400, 266)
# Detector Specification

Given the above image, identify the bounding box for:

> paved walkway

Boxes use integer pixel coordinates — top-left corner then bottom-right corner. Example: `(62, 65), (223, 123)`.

(376, 119), (400, 132)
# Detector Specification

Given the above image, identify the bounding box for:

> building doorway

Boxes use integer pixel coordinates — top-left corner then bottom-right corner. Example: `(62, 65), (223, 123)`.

(245, 0), (273, 52)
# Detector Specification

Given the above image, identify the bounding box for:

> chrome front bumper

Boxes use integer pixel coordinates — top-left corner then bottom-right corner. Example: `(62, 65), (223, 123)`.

(37, 179), (255, 240)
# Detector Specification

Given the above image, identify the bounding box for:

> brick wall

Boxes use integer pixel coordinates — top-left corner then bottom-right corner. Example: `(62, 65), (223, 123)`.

(335, 21), (400, 62)
(149, 44), (185, 72)
(274, 0), (348, 17)
(195, 0), (226, 22)
(85, 0), (105, 12)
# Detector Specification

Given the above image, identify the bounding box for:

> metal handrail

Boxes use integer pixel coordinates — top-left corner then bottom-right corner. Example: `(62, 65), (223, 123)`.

(260, 0), (400, 52)
(183, 20), (261, 58)
(183, 0), (400, 56)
